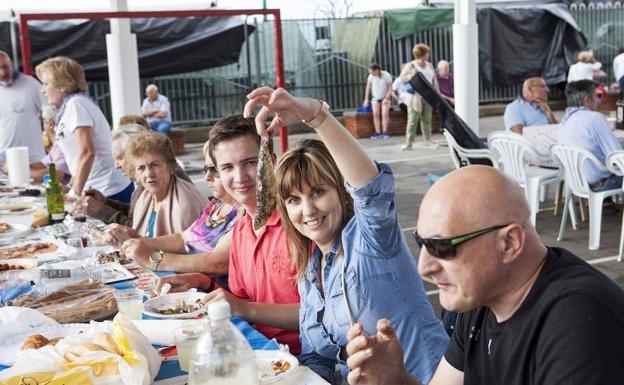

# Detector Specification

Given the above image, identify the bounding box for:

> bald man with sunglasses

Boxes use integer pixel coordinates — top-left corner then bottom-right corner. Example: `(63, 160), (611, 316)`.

(346, 165), (624, 385)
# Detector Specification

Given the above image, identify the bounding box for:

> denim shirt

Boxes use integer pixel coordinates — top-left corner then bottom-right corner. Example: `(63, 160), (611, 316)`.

(298, 163), (449, 384)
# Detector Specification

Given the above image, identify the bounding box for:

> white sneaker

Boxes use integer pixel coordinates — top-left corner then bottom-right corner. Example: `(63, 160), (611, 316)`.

(423, 141), (439, 150)
(400, 144), (413, 151)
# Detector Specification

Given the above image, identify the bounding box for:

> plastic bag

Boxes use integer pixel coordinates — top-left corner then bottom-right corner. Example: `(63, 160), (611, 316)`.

(0, 313), (161, 385)
(7, 279), (118, 323)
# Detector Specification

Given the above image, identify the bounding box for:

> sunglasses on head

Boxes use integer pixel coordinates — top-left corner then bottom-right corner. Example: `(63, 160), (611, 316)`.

(413, 224), (511, 259)
(203, 164), (219, 179)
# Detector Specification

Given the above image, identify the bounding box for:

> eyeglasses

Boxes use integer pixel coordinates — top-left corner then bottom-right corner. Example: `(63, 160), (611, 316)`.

(203, 164), (219, 179)
(413, 224), (511, 259)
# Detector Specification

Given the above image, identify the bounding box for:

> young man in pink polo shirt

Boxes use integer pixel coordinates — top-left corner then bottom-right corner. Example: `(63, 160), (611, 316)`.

(157, 115), (300, 354)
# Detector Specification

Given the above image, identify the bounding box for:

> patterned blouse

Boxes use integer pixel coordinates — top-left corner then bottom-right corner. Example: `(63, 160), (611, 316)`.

(182, 198), (240, 253)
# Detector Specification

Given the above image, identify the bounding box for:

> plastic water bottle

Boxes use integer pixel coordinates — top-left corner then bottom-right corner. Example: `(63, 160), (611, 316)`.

(188, 301), (260, 385)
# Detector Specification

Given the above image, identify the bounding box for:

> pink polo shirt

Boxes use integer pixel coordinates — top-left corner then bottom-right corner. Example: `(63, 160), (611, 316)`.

(229, 209), (301, 354)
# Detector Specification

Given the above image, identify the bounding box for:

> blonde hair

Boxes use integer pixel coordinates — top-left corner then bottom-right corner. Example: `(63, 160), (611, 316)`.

(35, 56), (88, 94)
(275, 139), (354, 280)
(577, 50), (595, 63)
(127, 132), (176, 169)
(118, 114), (149, 130)
(412, 43), (430, 60)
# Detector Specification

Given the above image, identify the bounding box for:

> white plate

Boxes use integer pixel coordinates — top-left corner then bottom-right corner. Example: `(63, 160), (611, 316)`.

(0, 223), (31, 238)
(0, 323), (90, 366)
(255, 350), (299, 383)
(0, 258), (37, 270)
(143, 292), (208, 319)
(0, 202), (40, 215)
(90, 262), (135, 284)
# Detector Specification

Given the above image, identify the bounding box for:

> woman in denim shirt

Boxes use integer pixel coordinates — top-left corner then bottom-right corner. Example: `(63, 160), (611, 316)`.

(245, 87), (449, 384)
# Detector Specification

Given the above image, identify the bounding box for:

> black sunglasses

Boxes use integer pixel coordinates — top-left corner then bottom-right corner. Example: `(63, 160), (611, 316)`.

(413, 224), (511, 259)
(203, 164), (219, 179)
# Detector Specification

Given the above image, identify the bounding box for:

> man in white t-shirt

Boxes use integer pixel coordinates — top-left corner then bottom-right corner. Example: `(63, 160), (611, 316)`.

(613, 48), (624, 92)
(0, 51), (46, 166)
(141, 84), (172, 134)
(363, 64), (393, 139)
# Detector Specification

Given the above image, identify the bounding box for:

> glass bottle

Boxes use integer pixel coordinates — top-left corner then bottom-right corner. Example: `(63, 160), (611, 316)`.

(46, 163), (65, 224)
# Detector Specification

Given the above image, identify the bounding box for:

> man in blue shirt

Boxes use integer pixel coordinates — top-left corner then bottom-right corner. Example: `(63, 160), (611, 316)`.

(141, 84), (172, 134)
(503, 77), (557, 134)
(558, 79), (622, 191)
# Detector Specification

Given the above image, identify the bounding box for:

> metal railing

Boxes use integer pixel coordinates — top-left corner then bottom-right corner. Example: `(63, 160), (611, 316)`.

(88, 6), (624, 126)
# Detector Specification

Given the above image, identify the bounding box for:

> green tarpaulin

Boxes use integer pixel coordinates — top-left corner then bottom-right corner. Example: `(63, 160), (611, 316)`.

(385, 7), (454, 39)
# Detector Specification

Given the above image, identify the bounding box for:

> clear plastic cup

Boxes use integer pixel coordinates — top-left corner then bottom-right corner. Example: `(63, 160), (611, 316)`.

(174, 325), (203, 372)
(114, 288), (144, 320)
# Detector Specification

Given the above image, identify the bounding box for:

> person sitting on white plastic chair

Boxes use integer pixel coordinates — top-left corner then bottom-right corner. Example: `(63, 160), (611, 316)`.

(558, 79), (622, 192)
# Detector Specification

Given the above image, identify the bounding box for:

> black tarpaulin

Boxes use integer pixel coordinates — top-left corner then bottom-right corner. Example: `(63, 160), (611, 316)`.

(0, 16), (254, 80)
(478, 4), (587, 86)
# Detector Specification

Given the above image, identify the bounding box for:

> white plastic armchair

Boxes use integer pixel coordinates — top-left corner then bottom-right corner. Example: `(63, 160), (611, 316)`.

(606, 150), (624, 261)
(552, 144), (621, 250)
(488, 131), (562, 225)
(442, 130), (498, 169)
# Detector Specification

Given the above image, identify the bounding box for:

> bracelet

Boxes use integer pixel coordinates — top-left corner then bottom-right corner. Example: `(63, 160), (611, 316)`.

(300, 100), (329, 128)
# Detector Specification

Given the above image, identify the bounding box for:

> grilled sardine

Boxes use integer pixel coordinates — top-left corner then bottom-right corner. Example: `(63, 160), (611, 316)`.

(253, 138), (277, 230)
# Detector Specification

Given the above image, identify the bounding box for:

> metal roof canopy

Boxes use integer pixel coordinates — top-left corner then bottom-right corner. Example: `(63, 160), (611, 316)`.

(18, 8), (289, 153)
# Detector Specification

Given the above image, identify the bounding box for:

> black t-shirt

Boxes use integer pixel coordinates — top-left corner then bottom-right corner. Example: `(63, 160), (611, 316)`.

(445, 247), (624, 385)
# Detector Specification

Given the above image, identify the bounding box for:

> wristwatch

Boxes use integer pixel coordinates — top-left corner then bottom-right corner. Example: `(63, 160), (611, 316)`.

(147, 250), (164, 271)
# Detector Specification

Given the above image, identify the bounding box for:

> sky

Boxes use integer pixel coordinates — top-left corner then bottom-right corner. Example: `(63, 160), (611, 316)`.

(1, 0), (424, 19)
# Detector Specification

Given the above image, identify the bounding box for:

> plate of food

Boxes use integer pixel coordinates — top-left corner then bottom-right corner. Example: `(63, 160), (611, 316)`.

(0, 241), (61, 259)
(255, 350), (299, 383)
(0, 223), (31, 238)
(0, 202), (40, 215)
(143, 292), (208, 319)
(0, 258), (37, 271)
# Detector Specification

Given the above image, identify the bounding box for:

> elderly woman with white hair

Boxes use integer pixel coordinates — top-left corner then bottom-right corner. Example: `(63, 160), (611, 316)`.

(78, 124), (192, 226)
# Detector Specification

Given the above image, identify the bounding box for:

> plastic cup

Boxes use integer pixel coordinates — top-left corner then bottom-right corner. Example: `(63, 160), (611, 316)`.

(174, 325), (203, 372)
(114, 288), (144, 320)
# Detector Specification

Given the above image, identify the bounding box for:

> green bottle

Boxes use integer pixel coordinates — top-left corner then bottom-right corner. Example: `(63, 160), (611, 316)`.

(46, 163), (65, 224)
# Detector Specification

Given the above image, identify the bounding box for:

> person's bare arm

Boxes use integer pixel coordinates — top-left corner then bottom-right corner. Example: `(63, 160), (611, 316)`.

(510, 124), (524, 135)
(203, 288), (300, 331)
(157, 231), (231, 274)
(154, 110), (168, 119)
(71, 126), (96, 194)
(141, 233), (186, 254)
(363, 81), (371, 106)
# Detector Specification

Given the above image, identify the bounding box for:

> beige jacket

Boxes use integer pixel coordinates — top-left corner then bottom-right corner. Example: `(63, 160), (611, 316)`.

(399, 61), (438, 113)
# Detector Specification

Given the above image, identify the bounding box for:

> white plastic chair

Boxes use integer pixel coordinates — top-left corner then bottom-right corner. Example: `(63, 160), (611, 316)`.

(552, 144), (622, 250)
(488, 131), (562, 225)
(442, 130), (498, 169)
(606, 150), (624, 261)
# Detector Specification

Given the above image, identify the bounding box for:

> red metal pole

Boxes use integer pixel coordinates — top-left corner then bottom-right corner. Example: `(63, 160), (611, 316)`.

(272, 10), (288, 154)
(18, 15), (32, 75)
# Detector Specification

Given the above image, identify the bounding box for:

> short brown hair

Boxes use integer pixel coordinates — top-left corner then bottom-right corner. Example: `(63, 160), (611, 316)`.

(412, 43), (430, 60)
(127, 132), (176, 168)
(119, 114), (149, 130)
(207, 115), (273, 164)
(35, 56), (88, 94)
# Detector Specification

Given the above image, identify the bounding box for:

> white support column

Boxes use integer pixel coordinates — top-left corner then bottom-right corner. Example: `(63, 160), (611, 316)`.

(106, 0), (141, 130)
(453, 0), (479, 135)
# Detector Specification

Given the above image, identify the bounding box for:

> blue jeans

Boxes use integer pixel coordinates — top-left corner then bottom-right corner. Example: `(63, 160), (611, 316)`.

(107, 183), (134, 204)
(151, 120), (172, 134)
(591, 174), (623, 192)
(619, 76), (624, 93)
